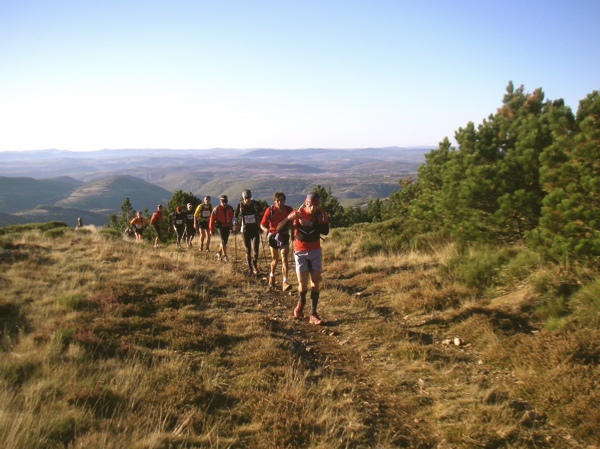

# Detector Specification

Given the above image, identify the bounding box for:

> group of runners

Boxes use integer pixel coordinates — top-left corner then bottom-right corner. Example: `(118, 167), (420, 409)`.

(129, 190), (330, 325)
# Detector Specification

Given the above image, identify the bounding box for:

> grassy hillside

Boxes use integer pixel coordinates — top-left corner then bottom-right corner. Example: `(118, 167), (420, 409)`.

(0, 176), (83, 213)
(55, 175), (172, 212)
(1, 224), (598, 448)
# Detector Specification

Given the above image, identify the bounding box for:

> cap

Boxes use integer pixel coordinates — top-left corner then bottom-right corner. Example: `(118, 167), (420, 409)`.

(158, 204), (163, 208)
(305, 192), (321, 205)
(242, 189), (252, 199)
(186, 203), (192, 207)
(220, 195), (228, 203)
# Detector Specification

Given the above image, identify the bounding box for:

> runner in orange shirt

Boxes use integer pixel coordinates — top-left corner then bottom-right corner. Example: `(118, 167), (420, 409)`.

(129, 210), (149, 243)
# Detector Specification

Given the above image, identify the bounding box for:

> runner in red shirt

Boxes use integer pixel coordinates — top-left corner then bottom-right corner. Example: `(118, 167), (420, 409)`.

(209, 195), (234, 262)
(150, 204), (163, 248)
(260, 191), (294, 291)
(277, 192), (329, 325)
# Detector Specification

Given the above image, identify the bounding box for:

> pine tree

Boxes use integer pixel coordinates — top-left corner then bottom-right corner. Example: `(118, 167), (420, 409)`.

(167, 191), (200, 215)
(410, 83), (563, 244)
(311, 185), (344, 228)
(533, 91), (600, 263)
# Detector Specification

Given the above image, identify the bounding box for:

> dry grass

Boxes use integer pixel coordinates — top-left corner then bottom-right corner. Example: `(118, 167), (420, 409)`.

(0, 224), (599, 448)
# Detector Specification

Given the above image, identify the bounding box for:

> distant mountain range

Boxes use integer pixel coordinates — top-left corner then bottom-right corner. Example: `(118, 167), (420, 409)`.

(0, 147), (431, 227)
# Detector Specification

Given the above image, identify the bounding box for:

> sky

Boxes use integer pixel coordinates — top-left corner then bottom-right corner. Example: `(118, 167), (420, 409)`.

(1, 0), (598, 152)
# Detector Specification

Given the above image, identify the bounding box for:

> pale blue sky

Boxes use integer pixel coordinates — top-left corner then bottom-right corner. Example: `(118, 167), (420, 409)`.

(1, 0), (598, 152)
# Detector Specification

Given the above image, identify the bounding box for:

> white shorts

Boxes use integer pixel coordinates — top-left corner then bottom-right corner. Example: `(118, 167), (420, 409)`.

(294, 248), (322, 273)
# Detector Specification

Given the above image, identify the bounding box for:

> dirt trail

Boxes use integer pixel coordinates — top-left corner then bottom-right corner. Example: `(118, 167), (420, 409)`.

(227, 263), (439, 446)
(223, 256), (582, 448)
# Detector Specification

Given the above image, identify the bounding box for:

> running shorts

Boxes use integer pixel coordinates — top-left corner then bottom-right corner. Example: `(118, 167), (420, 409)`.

(294, 248), (322, 273)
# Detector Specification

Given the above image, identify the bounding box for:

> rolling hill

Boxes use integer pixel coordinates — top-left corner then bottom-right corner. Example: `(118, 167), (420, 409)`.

(0, 176), (83, 213)
(54, 175), (172, 211)
(0, 175), (173, 227)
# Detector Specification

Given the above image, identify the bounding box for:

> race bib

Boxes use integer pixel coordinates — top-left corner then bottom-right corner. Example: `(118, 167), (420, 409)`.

(243, 214), (256, 224)
(135, 224), (142, 229)
(202, 210), (211, 218)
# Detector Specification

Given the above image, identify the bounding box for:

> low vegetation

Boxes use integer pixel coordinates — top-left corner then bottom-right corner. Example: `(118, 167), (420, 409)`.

(1, 223), (598, 448)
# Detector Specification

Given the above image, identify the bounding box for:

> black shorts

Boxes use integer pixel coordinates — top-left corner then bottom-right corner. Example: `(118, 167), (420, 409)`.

(198, 221), (209, 230)
(152, 224), (161, 238)
(268, 233), (290, 249)
(218, 227), (231, 245)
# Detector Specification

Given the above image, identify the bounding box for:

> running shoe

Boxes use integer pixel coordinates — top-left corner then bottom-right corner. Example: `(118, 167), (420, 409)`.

(282, 282), (292, 292)
(216, 252), (221, 261)
(252, 267), (259, 275)
(222, 255), (228, 263)
(309, 314), (323, 325)
(293, 304), (304, 319)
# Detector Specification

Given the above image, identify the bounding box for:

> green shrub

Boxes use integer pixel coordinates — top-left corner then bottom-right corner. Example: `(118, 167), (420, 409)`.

(55, 327), (77, 347)
(441, 245), (519, 291)
(99, 228), (122, 239)
(536, 293), (568, 328)
(45, 227), (69, 238)
(409, 229), (451, 253)
(570, 278), (600, 329)
(501, 248), (541, 282)
(359, 237), (383, 255)
(357, 218), (412, 255)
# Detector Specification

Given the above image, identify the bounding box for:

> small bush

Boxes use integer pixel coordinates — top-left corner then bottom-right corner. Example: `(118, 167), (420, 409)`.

(441, 245), (519, 292)
(570, 277), (600, 329)
(500, 248), (541, 284)
(359, 237), (383, 255)
(45, 227), (69, 238)
(99, 228), (122, 239)
(54, 327), (77, 347)
(409, 229), (451, 253)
